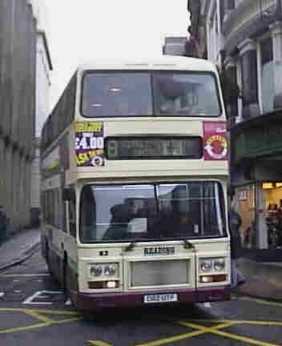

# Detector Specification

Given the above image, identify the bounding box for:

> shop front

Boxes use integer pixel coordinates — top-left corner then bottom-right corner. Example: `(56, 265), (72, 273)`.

(262, 182), (282, 248)
(233, 181), (282, 251)
(234, 184), (256, 249)
(231, 112), (282, 255)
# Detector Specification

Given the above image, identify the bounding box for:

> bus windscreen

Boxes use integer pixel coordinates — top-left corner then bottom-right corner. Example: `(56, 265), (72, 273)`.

(79, 182), (226, 243)
(81, 71), (221, 117)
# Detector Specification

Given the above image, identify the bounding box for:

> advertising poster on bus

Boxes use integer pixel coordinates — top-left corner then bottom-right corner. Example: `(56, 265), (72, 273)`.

(203, 121), (228, 161)
(74, 121), (105, 167)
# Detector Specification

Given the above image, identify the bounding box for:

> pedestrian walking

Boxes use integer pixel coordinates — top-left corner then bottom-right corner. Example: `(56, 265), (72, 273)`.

(229, 207), (246, 288)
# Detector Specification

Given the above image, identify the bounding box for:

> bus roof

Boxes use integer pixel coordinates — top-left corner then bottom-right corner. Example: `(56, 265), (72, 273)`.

(76, 56), (218, 73)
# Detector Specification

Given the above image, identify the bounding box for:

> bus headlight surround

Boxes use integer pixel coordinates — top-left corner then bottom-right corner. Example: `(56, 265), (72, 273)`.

(199, 258), (226, 274)
(88, 263), (118, 278)
(104, 264), (118, 276)
(89, 264), (103, 277)
(213, 258), (225, 272)
(200, 259), (213, 273)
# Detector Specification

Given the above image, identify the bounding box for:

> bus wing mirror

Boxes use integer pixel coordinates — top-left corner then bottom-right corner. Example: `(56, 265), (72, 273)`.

(63, 188), (75, 201)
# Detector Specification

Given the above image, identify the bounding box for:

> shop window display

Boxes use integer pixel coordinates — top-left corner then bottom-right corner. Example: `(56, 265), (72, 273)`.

(266, 201), (282, 248)
(236, 186), (256, 249)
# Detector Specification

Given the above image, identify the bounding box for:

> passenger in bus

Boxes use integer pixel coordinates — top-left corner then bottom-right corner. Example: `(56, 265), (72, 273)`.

(157, 77), (185, 114)
(103, 199), (147, 240)
(153, 187), (196, 238)
(103, 204), (131, 240)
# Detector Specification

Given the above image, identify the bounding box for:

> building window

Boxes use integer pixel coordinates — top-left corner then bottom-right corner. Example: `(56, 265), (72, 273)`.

(240, 48), (258, 118)
(260, 37), (274, 113)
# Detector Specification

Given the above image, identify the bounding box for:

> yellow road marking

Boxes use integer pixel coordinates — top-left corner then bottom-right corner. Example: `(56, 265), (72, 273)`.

(87, 340), (112, 346)
(136, 330), (214, 346)
(0, 307), (79, 316)
(0, 323), (50, 335)
(210, 329), (279, 346)
(237, 320), (282, 326)
(136, 322), (234, 346)
(179, 321), (280, 346)
(184, 318), (282, 327)
(0, 315), (81, 335)
(27, 309), (79, 316)
(48, 317), (82, 325)
(24, 310), (55, 324)
(239, 296), (282, 308)
(0, 306), (281, 345)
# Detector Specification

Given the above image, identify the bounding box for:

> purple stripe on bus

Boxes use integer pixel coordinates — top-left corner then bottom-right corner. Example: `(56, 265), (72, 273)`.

(70, 286), (231, 311)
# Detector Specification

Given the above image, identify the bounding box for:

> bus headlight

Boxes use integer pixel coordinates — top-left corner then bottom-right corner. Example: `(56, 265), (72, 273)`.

(89, 265), (103, 277)
(104, 264), (118, 276)
(200, 259), (213, 273)
(88, 263), (119, 278)
(213, 258), (225, 272)
(199, 258), (226, 274)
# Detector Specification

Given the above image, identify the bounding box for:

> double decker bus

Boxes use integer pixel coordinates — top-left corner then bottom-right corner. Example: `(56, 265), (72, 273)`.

(41, 56), (230, 311)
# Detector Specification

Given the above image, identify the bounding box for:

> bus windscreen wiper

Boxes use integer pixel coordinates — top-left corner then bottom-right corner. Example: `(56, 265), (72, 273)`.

(183, 239), (194, 249)
(124, 240), (137, 252)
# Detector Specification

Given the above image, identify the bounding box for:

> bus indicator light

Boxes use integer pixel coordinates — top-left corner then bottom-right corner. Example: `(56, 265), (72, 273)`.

(106, 281), (118, 289)
(88, 280), (119, 289)
(200, 276), (213, 283)
(200, 275), (227, 283)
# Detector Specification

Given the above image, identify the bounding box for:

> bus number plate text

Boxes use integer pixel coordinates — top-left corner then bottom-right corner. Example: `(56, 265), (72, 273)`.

(144, 293), (178, 304)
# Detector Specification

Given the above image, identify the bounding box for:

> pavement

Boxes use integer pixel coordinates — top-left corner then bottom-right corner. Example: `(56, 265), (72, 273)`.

(0, 228), (40, 272)
(0, 229), (282, 301)
(236, 257), (282, 301)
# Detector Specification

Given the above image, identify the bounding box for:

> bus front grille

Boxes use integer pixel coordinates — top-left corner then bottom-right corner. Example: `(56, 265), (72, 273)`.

(130, 260), (190, 288)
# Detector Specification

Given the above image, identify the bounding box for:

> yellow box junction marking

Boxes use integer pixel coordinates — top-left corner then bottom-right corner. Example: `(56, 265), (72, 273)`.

(0, 308), (81, 335)
(137, 318), (282, 346)
(136, 322), (234, 346)
(179, 321), (280, 346)
(0, 307), (281, 346)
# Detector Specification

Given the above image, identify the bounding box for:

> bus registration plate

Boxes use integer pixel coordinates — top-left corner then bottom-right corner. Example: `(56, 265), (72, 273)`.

(144, 293), (178, 304)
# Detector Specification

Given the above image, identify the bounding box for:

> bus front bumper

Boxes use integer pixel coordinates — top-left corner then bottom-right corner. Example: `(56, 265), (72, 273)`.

(71, 286), (231, 311)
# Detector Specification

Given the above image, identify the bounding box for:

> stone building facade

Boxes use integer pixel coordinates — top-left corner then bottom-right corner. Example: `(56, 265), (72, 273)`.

(29, 0), (52, 227)
(0, 0), (37, 232)
(189, 0), (282, 255)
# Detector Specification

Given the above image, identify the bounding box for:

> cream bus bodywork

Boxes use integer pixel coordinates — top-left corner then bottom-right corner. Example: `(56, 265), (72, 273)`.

(41, 56), (230, 310)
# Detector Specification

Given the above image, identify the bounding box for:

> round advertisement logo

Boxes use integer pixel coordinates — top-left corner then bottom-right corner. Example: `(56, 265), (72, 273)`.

(91, 156), (104, 167)
(204, 135), (227, 160)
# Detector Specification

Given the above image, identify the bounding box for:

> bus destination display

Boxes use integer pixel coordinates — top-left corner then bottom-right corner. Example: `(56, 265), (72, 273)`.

(106, 137), (202, 160)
